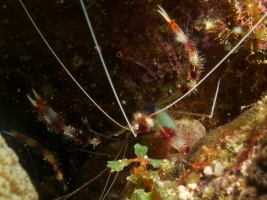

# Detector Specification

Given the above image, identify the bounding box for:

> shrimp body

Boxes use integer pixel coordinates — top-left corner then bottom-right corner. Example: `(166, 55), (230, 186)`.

(133, 107), (185, 152)
(154, 108), (185, 151)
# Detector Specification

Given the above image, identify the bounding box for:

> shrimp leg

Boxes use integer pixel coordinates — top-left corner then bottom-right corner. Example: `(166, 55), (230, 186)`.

(28, 90), (105, 146)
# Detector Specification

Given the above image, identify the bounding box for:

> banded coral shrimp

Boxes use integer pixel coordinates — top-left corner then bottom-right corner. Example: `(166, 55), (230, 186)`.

(1, 0), (267, 199)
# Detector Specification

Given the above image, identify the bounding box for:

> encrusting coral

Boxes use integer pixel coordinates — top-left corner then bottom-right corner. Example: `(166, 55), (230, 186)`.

(0, 134), (38, 200)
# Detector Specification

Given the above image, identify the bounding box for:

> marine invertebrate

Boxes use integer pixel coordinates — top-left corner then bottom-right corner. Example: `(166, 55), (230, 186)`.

(108, 95), (267, 199)
(27, 89), (106, 146)
(1, 0), (267, 199)
(3, 130), (65, 186)
(158, 5), (204, 90)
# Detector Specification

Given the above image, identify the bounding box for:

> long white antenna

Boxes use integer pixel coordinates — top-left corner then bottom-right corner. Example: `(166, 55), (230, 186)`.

(99, 139), (128, 200)
(19, 0), (129, 130)
(79, 0), (136, 136)
(54, 135), (128, 200)
(209, 78), (221, 118)
(153, 10), (267, 117)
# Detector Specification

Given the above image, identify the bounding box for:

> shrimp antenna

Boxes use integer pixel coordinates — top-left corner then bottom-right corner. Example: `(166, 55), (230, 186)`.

(54, 135), (128, 200)
(19, 0), (129, 131)
(153, 7), (267, 116)
(209, 78), (221, 118)
(79, 0), (136, 136)
(99, 136), (129, 200)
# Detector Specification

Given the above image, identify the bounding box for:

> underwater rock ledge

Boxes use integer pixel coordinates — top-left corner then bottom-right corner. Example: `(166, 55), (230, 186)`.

(166, 94), (267, 199)
(0, 134), (38, 200)
(108, 94), (267, 199)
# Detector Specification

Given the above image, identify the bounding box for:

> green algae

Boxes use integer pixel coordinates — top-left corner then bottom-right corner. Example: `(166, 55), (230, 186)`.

(108, 143), (178, 199)
(108, 95), (267, 199)
(108, 143), (176, 172)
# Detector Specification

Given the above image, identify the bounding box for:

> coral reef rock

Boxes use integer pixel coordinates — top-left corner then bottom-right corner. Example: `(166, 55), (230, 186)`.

(0, 134), (38, 200)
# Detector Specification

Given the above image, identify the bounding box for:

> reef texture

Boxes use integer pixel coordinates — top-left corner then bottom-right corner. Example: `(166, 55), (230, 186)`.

(1, 0), (267, 199)
(109, 94), (267, 199)
(174, 94), (267, 199)
(0, 134), (38, 200)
